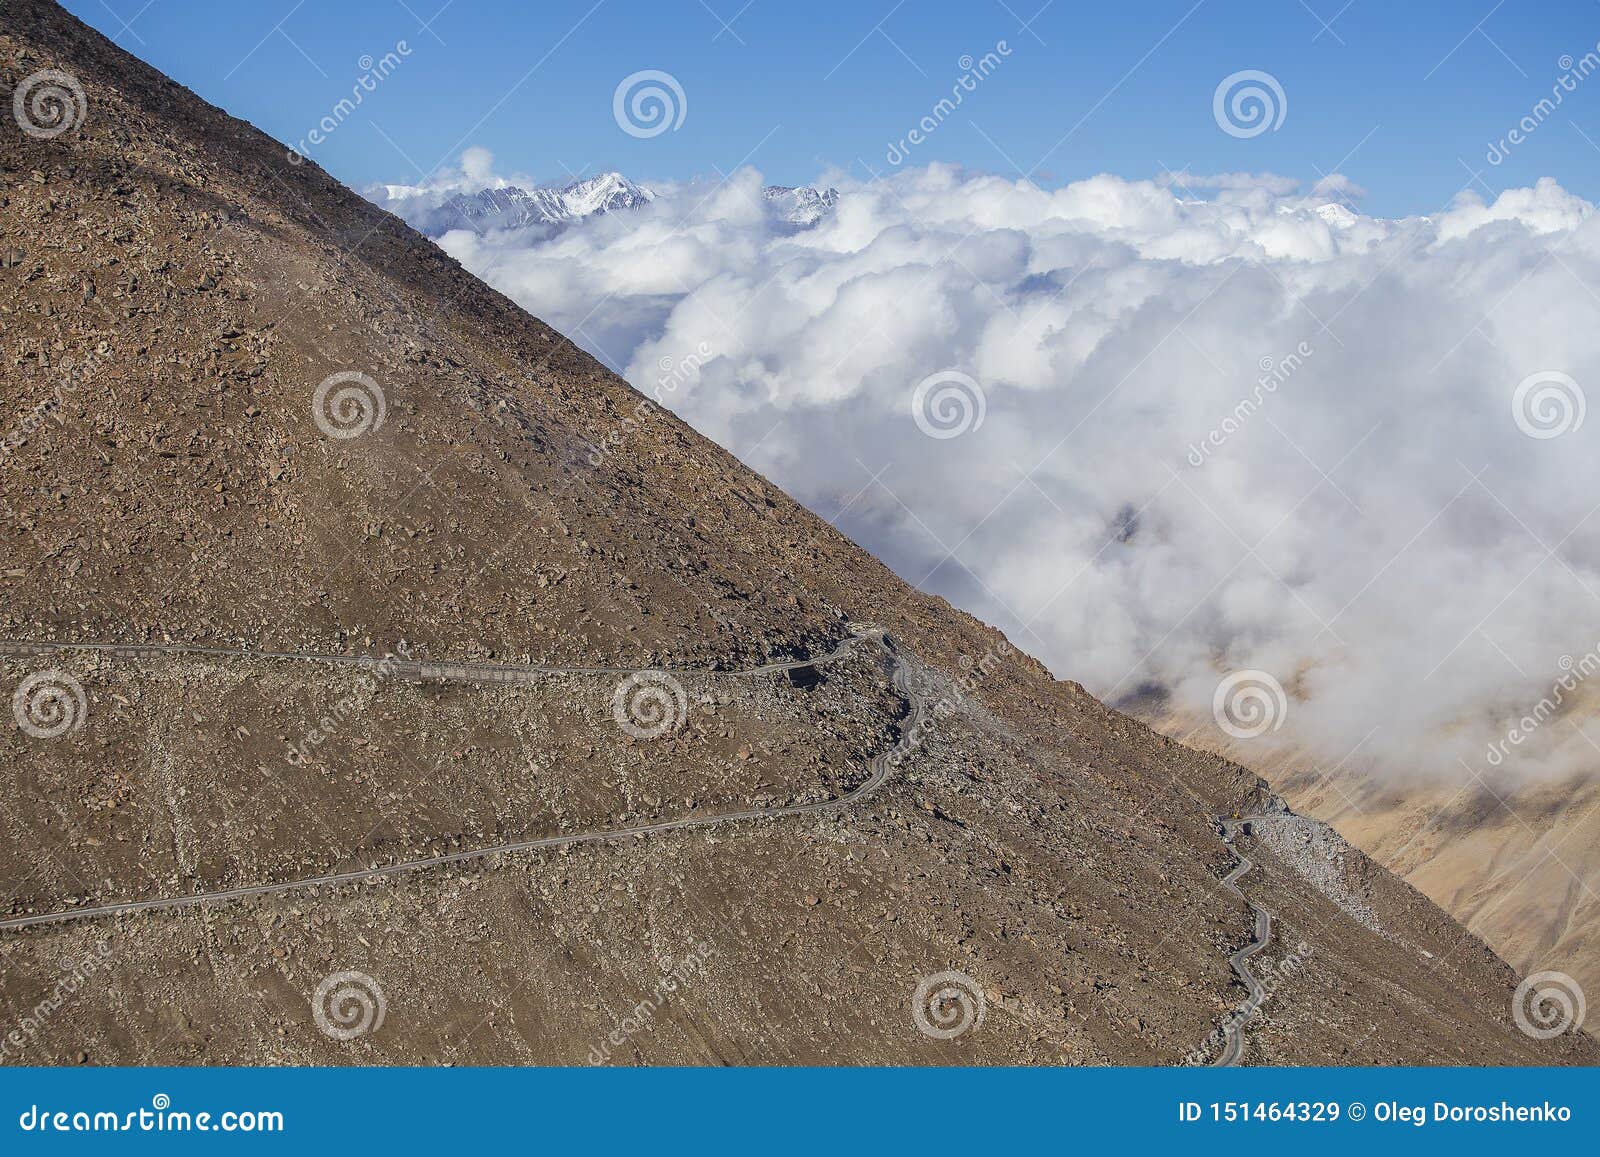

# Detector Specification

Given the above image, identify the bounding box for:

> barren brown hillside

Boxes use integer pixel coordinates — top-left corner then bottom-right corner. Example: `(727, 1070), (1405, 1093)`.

(1179, 729), (1600, 1021)
(1300, 771), (1600, 1003)
(0, 0), (1593, 1065)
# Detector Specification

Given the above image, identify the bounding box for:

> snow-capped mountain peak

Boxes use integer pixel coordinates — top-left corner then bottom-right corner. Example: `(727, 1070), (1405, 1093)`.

(387, 172), (842, 237)
(424, 172), (655, 234)
(550, 171), (656, 218)
(763, 184), (840, 226)
(1314, 202), (1358, 229)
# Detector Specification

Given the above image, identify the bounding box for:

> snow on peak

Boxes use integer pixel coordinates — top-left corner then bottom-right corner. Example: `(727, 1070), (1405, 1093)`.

(380, 171), (842, 237)
(763, 184), (841, 227)
(424, 172), (656, 234)
(1314, 202), (1358, 229)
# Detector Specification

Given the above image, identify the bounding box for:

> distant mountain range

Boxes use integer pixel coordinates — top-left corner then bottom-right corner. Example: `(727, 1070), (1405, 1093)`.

(386, 171), (841, 237)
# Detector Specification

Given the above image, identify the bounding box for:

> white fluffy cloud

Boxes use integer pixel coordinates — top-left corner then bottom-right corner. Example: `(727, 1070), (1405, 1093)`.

(374, 160), (1600, 784)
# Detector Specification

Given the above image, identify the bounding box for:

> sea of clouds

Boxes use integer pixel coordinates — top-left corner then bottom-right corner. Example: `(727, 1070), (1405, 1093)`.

(373, 154), (1600, 783)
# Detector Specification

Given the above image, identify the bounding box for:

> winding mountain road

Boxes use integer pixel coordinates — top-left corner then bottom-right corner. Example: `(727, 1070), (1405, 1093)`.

(0, 626), (925, 933)
(5, 626), (1280, 1068)
(1211, 818), (1274, 1067)
(0, 633), (872, 683)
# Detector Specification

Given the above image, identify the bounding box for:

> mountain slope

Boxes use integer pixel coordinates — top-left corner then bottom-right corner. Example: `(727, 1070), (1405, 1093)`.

(1190, 730), (1600, 1020)
(1296, 769), (1600, 1008)
(0, 0), (1593, 1066)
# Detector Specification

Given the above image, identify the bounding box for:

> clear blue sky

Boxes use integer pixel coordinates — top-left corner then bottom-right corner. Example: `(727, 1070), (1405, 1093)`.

(62, 0), (1600, 214)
